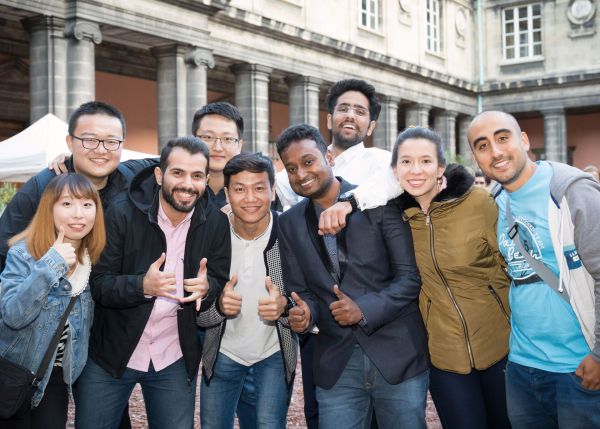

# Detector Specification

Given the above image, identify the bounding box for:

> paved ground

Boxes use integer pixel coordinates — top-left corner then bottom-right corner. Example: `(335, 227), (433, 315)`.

(67, 360), (442, 428)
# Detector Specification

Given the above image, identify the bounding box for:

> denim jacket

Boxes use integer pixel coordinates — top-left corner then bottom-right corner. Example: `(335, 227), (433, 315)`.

(0, 241), (94, 407)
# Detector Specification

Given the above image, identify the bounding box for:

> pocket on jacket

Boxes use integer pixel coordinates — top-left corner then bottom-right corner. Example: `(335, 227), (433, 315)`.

(488, 286), (510, 323)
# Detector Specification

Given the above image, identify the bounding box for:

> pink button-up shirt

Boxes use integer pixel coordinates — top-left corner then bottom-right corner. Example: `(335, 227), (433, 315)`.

(127, 203), (194, 372)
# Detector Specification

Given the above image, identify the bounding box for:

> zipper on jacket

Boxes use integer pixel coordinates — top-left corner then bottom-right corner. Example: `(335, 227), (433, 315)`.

(488, 286), (510, 323)
(427, 213), (475, 368)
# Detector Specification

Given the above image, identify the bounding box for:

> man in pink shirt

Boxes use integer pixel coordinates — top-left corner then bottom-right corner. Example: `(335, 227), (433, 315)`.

(76, 136), (231, 428)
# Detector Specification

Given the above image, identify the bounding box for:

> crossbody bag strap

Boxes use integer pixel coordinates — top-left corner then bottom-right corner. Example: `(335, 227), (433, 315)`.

(33, 296), (77, 384)
(506, 199), (569, 304)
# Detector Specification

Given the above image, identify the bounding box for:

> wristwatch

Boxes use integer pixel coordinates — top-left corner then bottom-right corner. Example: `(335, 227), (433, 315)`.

(338, 191), (359, 212)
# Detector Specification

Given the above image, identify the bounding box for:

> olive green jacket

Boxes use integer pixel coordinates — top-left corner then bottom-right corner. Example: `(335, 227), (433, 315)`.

(397, 164), (510, 374)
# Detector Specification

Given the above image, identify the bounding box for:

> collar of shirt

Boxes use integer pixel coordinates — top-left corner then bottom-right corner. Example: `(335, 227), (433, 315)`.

(157, 201), (194, 228)
(329, 142), (365, 169)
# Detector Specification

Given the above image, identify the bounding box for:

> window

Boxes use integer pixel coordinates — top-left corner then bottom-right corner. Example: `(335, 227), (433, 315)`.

(360, 0), (381, 32)
(426, 0), (442, 54)
(503, 4), (542, 61)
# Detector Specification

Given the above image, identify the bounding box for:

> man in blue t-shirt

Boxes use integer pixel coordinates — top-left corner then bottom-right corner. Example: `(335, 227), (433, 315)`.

(467, 111), (600, 429)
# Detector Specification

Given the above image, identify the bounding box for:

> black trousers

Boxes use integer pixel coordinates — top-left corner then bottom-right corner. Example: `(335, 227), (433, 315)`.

(429, 356), (511, 429)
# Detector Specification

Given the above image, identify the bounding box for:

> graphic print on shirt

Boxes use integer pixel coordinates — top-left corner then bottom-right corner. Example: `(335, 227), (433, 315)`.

(498, 216), (543, 286)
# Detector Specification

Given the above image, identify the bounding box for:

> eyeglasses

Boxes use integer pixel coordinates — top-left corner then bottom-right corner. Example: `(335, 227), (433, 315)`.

(334, 104), (369, 117)
(196, 135), (240, 148)
(71, 135), (123, 151)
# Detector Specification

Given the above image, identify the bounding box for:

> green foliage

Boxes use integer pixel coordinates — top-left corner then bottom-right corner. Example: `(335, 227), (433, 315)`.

(0, 182), (17, 208)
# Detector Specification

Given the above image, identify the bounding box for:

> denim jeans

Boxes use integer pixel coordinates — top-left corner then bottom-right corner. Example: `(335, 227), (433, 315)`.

(506, 360), (600, 429)
(74, 357), (196, 429)
(316, 345), (428, 429)
(200, 351), (289, 429)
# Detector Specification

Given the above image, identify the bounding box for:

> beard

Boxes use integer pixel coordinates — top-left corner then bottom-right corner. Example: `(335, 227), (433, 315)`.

(162, 185), (200, 213)
(332, 130), (365, 150)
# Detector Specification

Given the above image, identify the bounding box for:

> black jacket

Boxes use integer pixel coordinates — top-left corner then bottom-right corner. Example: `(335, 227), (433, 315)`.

(89, 165), (231, 379)
(198, 211), (298, 385)
(0, 157), (156, 272)
(278, 179), (428, 389)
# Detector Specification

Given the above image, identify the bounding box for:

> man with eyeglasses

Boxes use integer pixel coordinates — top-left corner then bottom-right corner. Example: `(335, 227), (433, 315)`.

(0, 101), (153, 274)
(275, 79), (392, 211)
(191, 102), (244, 209)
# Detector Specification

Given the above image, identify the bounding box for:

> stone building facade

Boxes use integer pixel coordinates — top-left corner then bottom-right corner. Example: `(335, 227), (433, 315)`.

(0, 0), (598, 167)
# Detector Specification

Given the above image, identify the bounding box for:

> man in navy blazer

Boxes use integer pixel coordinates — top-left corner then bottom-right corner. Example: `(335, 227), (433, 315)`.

(276, 124), (429, 429)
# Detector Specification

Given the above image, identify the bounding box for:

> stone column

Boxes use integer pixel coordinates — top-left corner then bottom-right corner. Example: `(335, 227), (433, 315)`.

(285, 76), (322, 128)
(373, 96), (400, 151)
(22, 16), (68, 122)
(434, 110), (458, 158)
(152, 45), (188, 149)
(185, 46), (215, 133)
(543, 109), (568, 163)
(405, 103), (431, 128)
(457, 115), (474, 162)
(231, 63), (272, 154)
(64, 20), (102, 117)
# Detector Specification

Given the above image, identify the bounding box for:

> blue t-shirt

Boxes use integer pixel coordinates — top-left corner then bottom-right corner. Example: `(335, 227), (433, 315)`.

(497, 161), (589, 372)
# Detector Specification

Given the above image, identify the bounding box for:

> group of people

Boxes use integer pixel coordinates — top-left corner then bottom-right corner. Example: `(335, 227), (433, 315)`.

(0, 77), (598, 429)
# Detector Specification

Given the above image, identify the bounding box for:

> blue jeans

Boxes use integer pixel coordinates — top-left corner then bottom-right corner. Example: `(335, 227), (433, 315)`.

(75, 357), (196, 429)
(200, 351), (290, 429)
(506, 360), (600, 429)
(316, 345), (428, 429)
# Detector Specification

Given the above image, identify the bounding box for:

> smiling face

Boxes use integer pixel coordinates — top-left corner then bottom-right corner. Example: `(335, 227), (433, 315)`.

(226, 170), (273, 233)
(327, 90), (376, 149)
(280, 138), (335, 200)
(393, 137), (446, 206)
(467, 111), (534, 192)
(196, 114), (243, 174)
(66, 114), (123, 189)
(52, 190), (97, 246)
(155, 147), (208, 214)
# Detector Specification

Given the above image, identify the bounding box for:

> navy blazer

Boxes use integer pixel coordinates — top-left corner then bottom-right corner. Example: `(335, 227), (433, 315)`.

(278, 179), (428, 389)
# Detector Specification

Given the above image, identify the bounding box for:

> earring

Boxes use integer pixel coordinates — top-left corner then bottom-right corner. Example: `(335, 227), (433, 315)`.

(437, 177), (443, 185)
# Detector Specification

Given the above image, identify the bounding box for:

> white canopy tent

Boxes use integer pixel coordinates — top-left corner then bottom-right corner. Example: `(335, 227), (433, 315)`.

(0, 113), (156, 182)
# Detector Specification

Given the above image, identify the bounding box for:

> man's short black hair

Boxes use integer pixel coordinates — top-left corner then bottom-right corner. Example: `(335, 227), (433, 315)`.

(276, 124), (328, 157)
(68, 101), (126, 137)
(223, 153), (275, 188)
(326, 79), (381, 122)
(191, 102), (244, 137)
(160, 136), (210, 173)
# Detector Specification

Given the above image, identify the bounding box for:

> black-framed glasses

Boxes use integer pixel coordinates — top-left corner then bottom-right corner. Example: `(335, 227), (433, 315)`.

(196, 135), (240, 148)
(71, 135), (123, 151)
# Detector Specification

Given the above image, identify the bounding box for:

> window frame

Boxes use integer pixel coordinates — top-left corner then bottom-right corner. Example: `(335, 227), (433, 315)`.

(359, 0), (382, 33)
(502, 3), (543, 63)
(426, 0), (443, 55)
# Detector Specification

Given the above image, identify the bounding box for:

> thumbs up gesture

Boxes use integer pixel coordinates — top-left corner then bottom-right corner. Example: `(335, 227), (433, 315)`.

(288, 292), (311, 333)
(183, 258), (210, 311)
(329, 285), (362, 326)
(52, 226), (77, 269)
(258, 276), (287, 321)
(219, 275), (241, 317)
(142, 253), (178, 300)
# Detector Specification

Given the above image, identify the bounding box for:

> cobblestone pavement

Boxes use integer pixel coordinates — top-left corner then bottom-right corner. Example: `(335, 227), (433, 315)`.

(68, 360), (442, 428)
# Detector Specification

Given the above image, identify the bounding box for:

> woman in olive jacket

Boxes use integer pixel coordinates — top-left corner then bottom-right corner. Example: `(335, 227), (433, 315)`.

(391, 127), (511, 429)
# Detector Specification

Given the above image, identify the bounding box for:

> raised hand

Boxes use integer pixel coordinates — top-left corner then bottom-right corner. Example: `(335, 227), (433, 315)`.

(52, 226), (77, 269)
(182, 258), (210, 311)
(329, 285), (362, 326)
(219, 275), (241, 317)
(288, 292), (311, 333)
(48, 152), (70, 175)
(142, 253), (178, 300)
(318, 202), (352, 236)
(258, 276), (286, 321)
